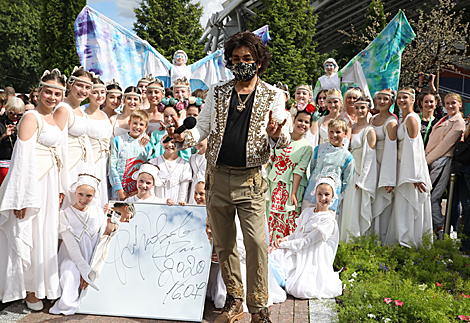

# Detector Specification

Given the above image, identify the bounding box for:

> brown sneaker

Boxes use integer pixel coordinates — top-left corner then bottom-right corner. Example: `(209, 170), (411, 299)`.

(251, 308), (272, 323)
(214, 294), (244, 323)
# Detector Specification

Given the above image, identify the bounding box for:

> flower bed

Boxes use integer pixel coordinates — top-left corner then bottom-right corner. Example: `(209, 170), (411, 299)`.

(334, 235), (470, 322)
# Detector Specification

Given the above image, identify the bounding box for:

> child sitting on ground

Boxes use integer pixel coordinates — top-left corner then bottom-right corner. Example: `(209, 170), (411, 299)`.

(150, 135), (192, 206)
(50, 174), (119, 315)
(269, 177), (342, 299)
(302, 119), (355, 212)
(125, 163), (165, 203)
(109, 110), (152, 201)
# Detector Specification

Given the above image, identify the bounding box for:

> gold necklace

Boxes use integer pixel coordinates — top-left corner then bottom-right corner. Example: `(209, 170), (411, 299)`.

(235, 85), (256, 112)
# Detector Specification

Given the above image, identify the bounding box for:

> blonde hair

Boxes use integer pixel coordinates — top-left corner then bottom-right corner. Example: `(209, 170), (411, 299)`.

(130, 110), (149, 126)
(5, 97), (25, 114)
(326, 88), (342, 102)
(295, 84), (313, 98)
(328, 119), (348, 132)
(445, 92), (462, 104)
(342, 88), (363, 112)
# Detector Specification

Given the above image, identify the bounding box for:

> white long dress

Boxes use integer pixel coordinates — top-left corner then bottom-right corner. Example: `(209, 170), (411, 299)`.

(110, 114), (129, 140)
(271, 209), (342, 299)
(0, 110), (62, 302)
(149, 155), (192, 203)
(370, 115), (397, 243)
(88, 112), (112, 207)
(338, 127), (377, 242)
(212, 216), (287, 312)
(188, 153), (207, 204)
(49, 205), (107, 315)
(385, 113), (432, 248)
(56, 102), (95, 209)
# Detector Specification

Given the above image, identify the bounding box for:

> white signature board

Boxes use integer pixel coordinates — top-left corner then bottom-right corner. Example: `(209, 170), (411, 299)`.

(77, 203), (211, 322)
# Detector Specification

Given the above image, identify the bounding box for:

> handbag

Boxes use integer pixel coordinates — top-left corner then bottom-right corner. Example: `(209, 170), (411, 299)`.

(453, 135), (470, 165)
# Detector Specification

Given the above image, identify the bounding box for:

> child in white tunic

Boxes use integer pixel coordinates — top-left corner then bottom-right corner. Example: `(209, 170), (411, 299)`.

(270, 177), (342, 299)
(149, 135), (192, 205)
(50, 174), (119, 315)
(339, 96), (377, 242)
(188, 139), (207, 204)
(125, 164), (165, 203)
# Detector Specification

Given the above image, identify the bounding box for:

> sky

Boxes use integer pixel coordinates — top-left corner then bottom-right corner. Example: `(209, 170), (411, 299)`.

(87, 0), (224, 33)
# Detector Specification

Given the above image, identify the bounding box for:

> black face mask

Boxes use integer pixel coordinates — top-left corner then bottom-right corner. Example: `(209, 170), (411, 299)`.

(229, 62), (258, 82)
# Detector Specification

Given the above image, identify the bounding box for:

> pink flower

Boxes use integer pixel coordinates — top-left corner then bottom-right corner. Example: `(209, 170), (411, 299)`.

(458, 315), (468, 320)
(384, 298), (392, 304)
(436, 282), (442, 287)
(394, 300), (403, 307)
(175, 101), (185, 111)
(462, 293), (470, 298)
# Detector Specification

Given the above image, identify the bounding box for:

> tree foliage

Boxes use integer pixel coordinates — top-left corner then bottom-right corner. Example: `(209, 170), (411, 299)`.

(0, 0), (42, 92)
(249, 0), (324, 96)
(400, 0), (469, 86)
(364, 0), (386, 41)
(40, 0), (84, 76)
(134, 0), (205, 63)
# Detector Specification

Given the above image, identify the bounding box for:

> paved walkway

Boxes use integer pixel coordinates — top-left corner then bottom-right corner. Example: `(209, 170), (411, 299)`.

(0, 296), (337, 323)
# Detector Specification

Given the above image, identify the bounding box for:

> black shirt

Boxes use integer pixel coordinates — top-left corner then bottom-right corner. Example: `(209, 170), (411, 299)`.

(421, 117), (438, 149)
(0, 114), (18, 160)
(216, 90), (255, 167)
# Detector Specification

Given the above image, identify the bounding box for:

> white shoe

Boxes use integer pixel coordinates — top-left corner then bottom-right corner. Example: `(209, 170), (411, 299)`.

(25, 299), (44, 311)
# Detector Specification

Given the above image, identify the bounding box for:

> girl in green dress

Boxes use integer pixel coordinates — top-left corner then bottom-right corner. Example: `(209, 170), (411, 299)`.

(266, 110), (314, 242)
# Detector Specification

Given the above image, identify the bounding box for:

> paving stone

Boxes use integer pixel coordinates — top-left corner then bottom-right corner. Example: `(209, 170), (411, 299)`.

(309, 298), (337, 323)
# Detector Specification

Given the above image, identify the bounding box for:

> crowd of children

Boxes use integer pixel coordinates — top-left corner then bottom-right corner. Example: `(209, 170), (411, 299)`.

(0, 56), (468, 316)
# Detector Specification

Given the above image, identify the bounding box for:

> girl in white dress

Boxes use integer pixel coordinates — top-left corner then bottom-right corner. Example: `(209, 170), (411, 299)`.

(0, 70), (65, 309)
(269, 177), (342, 299)
(101, 82), (121, 119)
(150, 135), (192, 205)
(54, 67), (95, 209)
(50, 174), (119, 315)
(385, 87), (432, 249)
(370, 88), (398, 243)
(85, 77), (113, 207)
(339, 96), (377, 242)
(314, 89), (352, 149)
(145, 79), (165, 134)
(125, 164), (165, 203)
(110, 86), (143, 139)
(137, 75), (152, 110)
(188, 139), (207, 204)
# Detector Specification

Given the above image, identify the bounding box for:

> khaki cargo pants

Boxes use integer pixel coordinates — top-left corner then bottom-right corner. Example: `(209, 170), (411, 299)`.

(205, 164), (269, 313)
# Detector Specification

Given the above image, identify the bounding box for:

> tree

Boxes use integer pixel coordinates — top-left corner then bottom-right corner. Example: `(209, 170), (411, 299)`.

(364, 0), (386, 42)
(249, 0), (324, 96)
(134, 0), (205, 62)
(400, 0), (469, 86)
(40, 0), (84, 76)
(0, 0), (42, 93)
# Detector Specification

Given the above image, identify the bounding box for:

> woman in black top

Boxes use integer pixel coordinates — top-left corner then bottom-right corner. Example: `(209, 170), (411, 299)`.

(0, 97), (25, 184)
(418, 91), (444, 148)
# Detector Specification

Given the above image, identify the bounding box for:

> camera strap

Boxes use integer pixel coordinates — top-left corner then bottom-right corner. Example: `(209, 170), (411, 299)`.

(420, 112), (434, 144)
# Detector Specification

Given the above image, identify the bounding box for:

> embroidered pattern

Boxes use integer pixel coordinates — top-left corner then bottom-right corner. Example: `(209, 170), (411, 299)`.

(222, 260), (244, 299)
(246, 262), (268, 307)
(247, 168), (264, 198)
(181, 129), (197, 150)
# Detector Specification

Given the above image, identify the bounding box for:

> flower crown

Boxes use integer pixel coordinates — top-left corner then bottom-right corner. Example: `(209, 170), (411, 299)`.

(157, 97), (187, 115)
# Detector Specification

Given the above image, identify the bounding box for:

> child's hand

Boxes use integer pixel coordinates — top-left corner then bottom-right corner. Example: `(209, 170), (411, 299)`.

(117, 189), (127, 201)
(385, 186), (395, 193)
(167, 198), (175, 206)
(178, 201), (186, 206)
(268, 238), (287, 253)
(290, 193), (298, 209)
(139, 134), (150, 146)
(103, 203), (111, 214)
(13, 208), (27, 219)
(104, 218), (118, 234)
(80, 276), (89, 290)
(159, 121), (166, 131)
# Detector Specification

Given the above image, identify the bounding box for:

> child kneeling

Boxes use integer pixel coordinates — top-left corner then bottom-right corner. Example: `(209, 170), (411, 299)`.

(269, 177), (342, 299)
(50, 174), (119, 315)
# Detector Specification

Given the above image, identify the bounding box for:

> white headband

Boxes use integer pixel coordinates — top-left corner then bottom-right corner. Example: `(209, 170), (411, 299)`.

(147, 84), (165, 93)
(70, 174), (101, 197)
(354, 100), (371, 106)
(107, 89), (122, 95)
(377, 91), (394, 97)
(92, 84), (106, 90)
(327, 96), (342, 101)
(297, 86), (313, 96)
(38, 81), (66, 92)
(69, 75), (93, 86)
(173, 84), (190, 89)
(397, 90), (415, 99)
(131, 164), (163, 187)
(124, 92), (142, 101)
